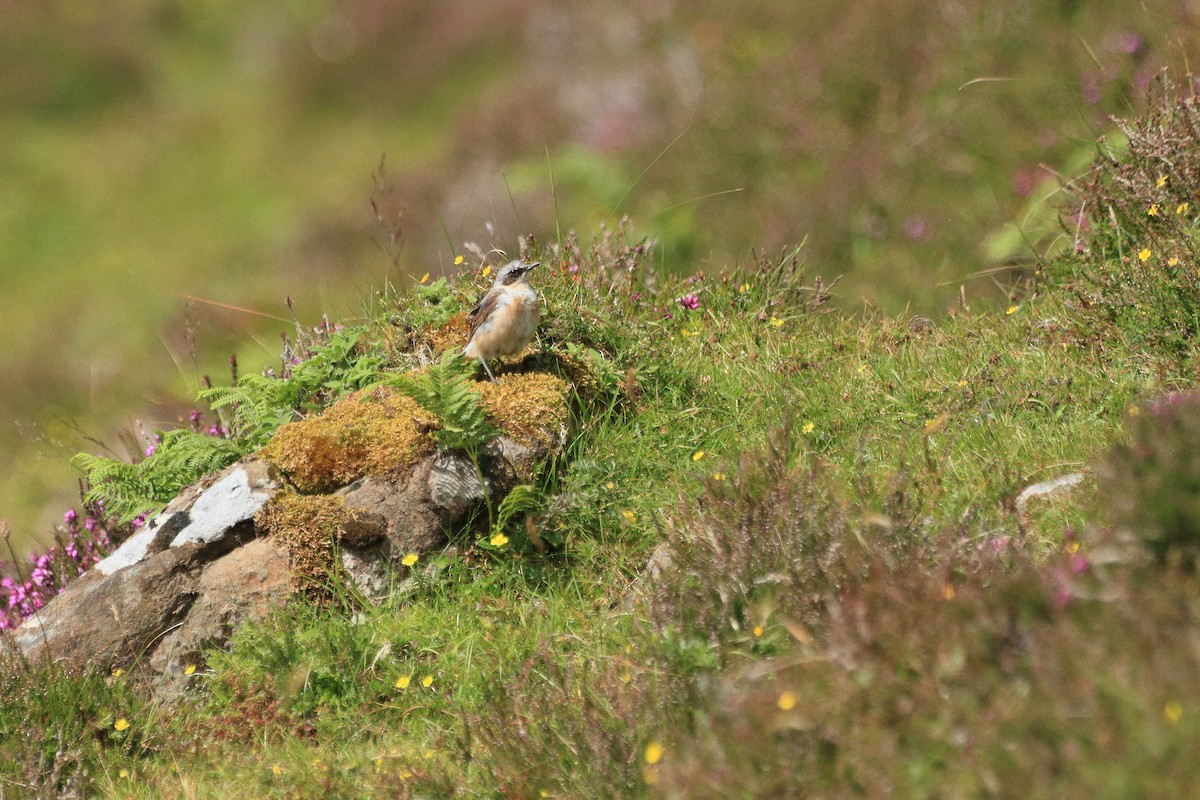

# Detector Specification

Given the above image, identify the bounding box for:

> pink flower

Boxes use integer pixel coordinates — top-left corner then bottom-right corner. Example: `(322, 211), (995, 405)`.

(678, 293), (700, 311)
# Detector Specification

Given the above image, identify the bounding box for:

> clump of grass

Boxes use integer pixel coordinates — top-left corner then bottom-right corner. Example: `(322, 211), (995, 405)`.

(467, 637), (682, 799)
(1066, 74), (1200, 355)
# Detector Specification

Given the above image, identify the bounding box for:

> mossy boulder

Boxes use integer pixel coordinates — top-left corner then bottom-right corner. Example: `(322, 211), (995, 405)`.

(14, 370), (572, 675)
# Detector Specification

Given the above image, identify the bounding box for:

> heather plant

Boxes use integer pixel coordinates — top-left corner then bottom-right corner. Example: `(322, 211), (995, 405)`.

(0, 509), (119, 630)
(1098, 391), (1200, 567)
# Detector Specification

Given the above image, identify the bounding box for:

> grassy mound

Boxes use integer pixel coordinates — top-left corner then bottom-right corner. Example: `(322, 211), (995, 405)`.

(8, 85), (1200, 797)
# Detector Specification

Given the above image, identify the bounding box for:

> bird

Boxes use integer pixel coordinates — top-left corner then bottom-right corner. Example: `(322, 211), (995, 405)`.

(463, 259), (540, 381)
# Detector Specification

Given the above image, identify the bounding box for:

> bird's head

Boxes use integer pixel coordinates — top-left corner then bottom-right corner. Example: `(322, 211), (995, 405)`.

(495, 259), (539, 287)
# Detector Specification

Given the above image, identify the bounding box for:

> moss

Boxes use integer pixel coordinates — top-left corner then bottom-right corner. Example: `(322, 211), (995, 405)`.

(261, 386), (437, 493)
(254, 491), (349, 592)
(425, 312), (470, 354)
(476, 372), (571, 449)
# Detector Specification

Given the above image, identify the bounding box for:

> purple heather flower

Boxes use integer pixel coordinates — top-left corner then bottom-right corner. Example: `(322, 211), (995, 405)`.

(85, 517), (96, 531)
(146, 444), (157, 457)
(1118, 31), (1143, 55)
(64, 509), (77, 524)
(678, 293), (700, 311)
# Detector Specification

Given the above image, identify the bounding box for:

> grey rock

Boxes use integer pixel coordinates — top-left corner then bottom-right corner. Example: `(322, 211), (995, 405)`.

(150, 536), (292, 675)
(169, 460), (279, 547)
(9, 419), (562, 675)
(428, 453), (488, 515)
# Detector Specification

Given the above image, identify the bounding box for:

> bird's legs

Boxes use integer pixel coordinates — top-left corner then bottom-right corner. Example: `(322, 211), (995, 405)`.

(479, 358), (496, 382)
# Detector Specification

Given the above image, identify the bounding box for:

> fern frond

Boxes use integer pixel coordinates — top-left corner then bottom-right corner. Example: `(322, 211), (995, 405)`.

(200, 373), (295, 450)
(494, 484), (542, 533)
(390, 351), (498, 452)
(74, 430), (243, 523)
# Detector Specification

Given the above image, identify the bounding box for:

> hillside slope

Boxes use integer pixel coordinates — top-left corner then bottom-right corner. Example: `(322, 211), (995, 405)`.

(4, 83), (1200, 798)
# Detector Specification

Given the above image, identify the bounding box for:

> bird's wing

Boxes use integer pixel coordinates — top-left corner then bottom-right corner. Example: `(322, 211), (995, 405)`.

(467, 288), (502, 341)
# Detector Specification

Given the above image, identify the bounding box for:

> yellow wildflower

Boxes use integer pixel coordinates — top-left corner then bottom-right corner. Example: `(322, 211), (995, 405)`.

(482, 265), (492, 277)
(1139, 247), (1152, 262)
(619, 671), (632, 684)
(713, 471), (727, 481)
(1168, 256), (1180, 267)
(605, 481), (614, 490)
(272, 764), (283, 777)
(957, 379), (968, 388)
(1157, 175), (1168, 188)
(421, 675), (434, 688)
(419, 272), (430, 284)
(112, 668), (123, 679)
(1166, 700), (1183, 724)
(402, 552), (419, 567)
(454, 255), (464, 266)
(769, 316), (784, 327)
(1148, 203), (1160, 217)
(753, 625), (764, 637)
(802, 422), (815, 434)
(1005, 305), (1018, 315)
(621, 509), (636, 523)
(644, 741), (664, 765)
(114, 718), (129, 732)
(119, 768), (130, 778)
(395, 674), (411, 689)
(489, 532), (509, 547)
(739, 283), (751, 293)
(778, 691), (797, 711)
(184, 664), (196, 676)
(1178, 202), (1191, 215)
(692, 450), (705, 462)
(1129, 405), (1140, 417)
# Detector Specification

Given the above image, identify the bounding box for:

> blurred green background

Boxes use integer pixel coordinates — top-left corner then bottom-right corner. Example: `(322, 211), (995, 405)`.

(2, 0), (1196, 550)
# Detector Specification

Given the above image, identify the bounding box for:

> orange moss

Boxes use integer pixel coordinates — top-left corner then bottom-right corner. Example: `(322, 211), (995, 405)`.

(254, 491), (348, 591)
(262, 386), (437, 493)
(425, 312), (469, 353)
(476, 372), (570, 449)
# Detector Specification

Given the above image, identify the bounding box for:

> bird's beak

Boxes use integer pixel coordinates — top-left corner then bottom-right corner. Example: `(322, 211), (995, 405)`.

(526, 261), (540, 270)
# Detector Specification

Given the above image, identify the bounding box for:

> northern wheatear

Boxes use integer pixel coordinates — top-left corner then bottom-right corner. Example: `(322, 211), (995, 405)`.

(463, 259), (540, 381)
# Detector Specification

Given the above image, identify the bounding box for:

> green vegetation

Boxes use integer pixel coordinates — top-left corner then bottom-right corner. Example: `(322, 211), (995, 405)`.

(5, 81), (1200, 795)
(4, 0), (1200, 546)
